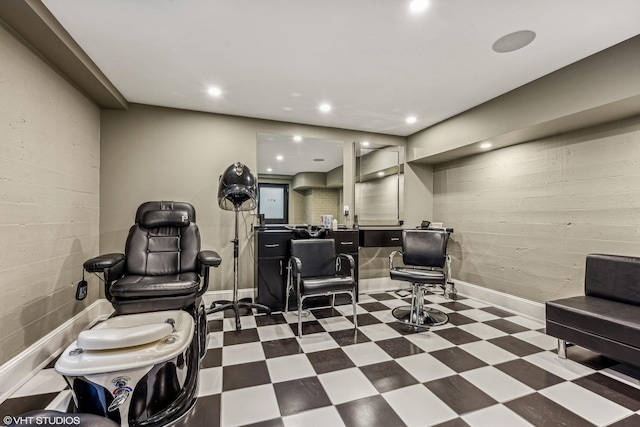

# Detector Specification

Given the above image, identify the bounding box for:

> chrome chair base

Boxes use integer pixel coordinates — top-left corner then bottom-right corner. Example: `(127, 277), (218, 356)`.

(391, 282), (449, 329)
(392, 306), (449, 328)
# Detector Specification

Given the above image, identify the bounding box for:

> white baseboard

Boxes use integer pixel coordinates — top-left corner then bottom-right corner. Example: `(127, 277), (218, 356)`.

(0, 300), (114, 404)
(202, 288), (256, 307)
(359, 277), (406, 294)
(452, 279), (545, 321)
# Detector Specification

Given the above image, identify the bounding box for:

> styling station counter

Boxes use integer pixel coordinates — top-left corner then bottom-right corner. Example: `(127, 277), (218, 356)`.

(254, 226), (359, 312)
(255, 225), (453, 311)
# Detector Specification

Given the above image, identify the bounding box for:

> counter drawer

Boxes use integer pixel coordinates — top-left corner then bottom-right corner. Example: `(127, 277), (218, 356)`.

(257, 231), (292, 257)
(329, 230), (359, 254)
(359, 229), (403, 247)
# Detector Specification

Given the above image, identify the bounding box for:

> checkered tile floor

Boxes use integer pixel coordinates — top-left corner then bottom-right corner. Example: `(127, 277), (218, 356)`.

(4, 291), (640, 426)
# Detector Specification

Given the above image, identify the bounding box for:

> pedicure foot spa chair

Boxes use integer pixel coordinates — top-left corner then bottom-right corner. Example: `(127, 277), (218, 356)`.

(55, 201), (221, 427)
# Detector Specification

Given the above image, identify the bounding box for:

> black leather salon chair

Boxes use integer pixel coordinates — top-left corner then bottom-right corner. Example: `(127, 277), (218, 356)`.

(389, 229), (451, 329)
(83, 201), (221, 315)
(290, 239), (358, 336)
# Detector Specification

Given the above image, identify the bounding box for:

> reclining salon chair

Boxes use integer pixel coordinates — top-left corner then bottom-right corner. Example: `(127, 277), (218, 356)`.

(389, 229), (452, 330)
(83, 201), (221, 315)
(289, 239), (358, 336)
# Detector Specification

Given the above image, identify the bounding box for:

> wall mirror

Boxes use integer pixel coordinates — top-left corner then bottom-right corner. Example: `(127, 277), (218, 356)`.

(257, 132), (344, 225)
(355, 144), (404, 226)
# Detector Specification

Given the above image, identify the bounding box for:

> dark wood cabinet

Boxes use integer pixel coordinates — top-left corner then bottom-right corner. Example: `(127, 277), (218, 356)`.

(327, 230), (359, 287)
(255, 230), (292, 312)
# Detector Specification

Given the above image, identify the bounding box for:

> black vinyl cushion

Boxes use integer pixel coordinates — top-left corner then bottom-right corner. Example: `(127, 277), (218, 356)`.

(585, 253), (640, 305)
(136, 201), (195, 223)
(546, 295), (640, 349)
(110, 272), (199, 297)
(402, 229), (448, 267)
(125, 222), (200, 276)
(291, 239), (337, 278)
(140, 209), (190, 228)
(301, 276), (354, 294)
(390, 268), (445, 285)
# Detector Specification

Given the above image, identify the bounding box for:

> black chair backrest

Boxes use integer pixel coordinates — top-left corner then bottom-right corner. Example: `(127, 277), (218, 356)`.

(402, 229), (448, 268)
(291, 239), (336, 278)
(125, 201), (201, 276)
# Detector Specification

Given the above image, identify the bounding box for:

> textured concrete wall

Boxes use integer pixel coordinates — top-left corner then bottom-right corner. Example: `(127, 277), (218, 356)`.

(0, 25), (100, 364)
(433, 115), (640, 303)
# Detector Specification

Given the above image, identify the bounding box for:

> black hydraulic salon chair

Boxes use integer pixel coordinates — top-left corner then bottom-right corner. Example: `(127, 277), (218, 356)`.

(83, 201), (221, 315)
(290, 239), (358, 336)
(389, 229), (451, 330)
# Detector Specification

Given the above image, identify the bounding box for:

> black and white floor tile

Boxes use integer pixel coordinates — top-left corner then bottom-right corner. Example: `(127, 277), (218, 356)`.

(3, 291), (640, 426)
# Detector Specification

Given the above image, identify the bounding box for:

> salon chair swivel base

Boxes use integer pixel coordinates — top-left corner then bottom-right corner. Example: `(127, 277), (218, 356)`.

(392, 284), (449, 330)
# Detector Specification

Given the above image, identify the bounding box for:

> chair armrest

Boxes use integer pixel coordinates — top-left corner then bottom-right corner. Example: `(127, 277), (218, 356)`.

(389, 250), (402, 270)
(198, 250), (222, 267)
(196, 250), (222, 297)
(84, 253), (125, 272)
(337, 253), (355, 270)
(83, 253), (125, 283)
(290, 256), (302, 274)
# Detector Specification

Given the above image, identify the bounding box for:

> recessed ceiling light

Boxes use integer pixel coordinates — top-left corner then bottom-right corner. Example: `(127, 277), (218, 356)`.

(409, 0), (429, 13)
(266, 168), (273, 172)
(406, 115), (417, 124)
(480, 142), (492, 149)
(293, 135), (302, 142)
(492, 30), (536, 53)
(207, 86), (222, 97)
(362, 141), (370, 146)
(283, 106), (292, 111)
(276, 155), (283, 161)
(319, 103), (332, 113)
(377, 171), (385, 177)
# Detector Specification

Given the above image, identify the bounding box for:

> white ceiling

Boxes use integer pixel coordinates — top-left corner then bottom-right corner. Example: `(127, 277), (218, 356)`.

(42, 0), (640, 137)
(256, 133), (343, 175)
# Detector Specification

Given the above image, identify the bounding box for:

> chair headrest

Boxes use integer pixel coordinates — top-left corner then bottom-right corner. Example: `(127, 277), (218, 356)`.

(135, 201), (196, 224)
(141, 209), (190, 228)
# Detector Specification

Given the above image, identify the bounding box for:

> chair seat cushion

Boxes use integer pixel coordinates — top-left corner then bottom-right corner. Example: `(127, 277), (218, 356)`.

(301, 275), (354, 294)
(391, 267), (445, 284)
(111, 272), (199, 298)
(546, 296), (640, 348)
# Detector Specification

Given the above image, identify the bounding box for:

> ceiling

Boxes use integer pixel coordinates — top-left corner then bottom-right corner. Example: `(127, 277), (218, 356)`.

(256, 133), (343, 175)
(41, 0), (640, 137)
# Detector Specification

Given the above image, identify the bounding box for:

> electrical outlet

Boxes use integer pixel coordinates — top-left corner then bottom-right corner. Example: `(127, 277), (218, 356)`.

(343, 205), (349, 216)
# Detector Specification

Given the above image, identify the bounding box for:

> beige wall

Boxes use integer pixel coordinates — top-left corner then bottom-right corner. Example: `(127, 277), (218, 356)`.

(0, 25), (100, 365)
(433, 114), (640, 303)
(100, 104), (404, 291)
